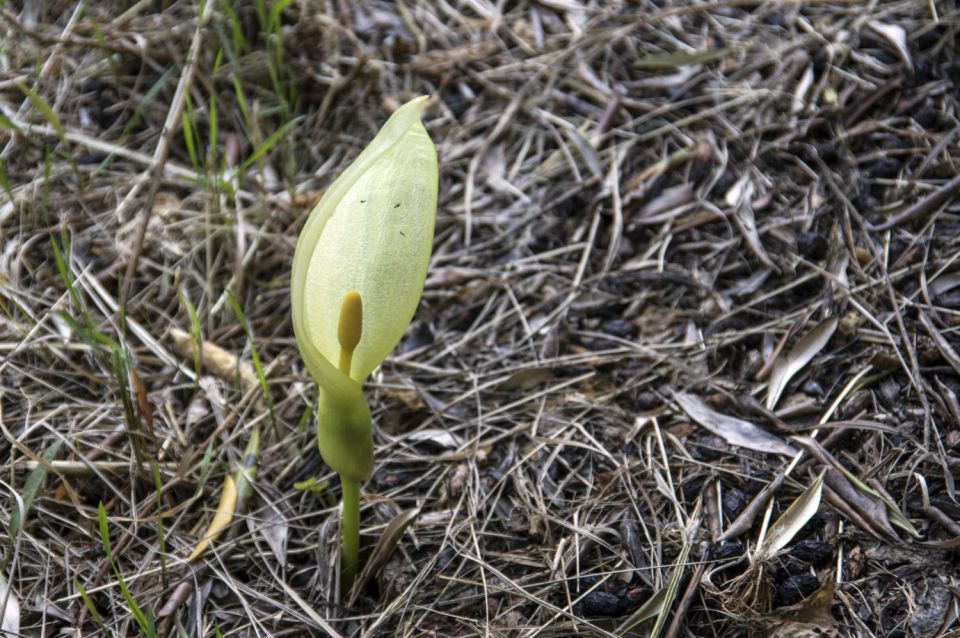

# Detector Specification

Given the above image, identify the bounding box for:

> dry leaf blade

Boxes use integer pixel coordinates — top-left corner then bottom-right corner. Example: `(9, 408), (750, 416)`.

(755, 471), (825, 562)
(673, 391), (797, 456)
(766, 317), (838, 410)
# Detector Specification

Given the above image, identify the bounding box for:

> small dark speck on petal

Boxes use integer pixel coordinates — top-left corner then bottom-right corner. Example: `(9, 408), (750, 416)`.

(394, 203), (400, 208)
(399, 231), (406, 236)
(360, 199), (367, 203)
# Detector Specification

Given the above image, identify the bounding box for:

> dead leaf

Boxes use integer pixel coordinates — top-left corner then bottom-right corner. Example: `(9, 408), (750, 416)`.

(672, 391), (798, 456)
(446, 463), (470, 498)
(758, 578), (837, 637)
(766, 317), (838, 410)
(350, 507), (421, 602)
(793, 436), (901, 540)
(565, 128), (603, 180)
(854, 474), (919, 537)
(185, 393), (209, 428)
(867, 21), (912, 70)
(170, 328), (258, 391)
(922, 535), (960, 549)
(130, 367), (155, 437)
(929, 272), (960, 298)
(0, 574), (19, 636)
(755, 471), (824, 562)
(495, 367), (553, 390)
(251, 502), (288, 565)
(727, 176), (777, 271)
(824, 468), (898, 540)
(638, 183), (694, 220)
(380, 386), (426, 412)
(405, 429), (463, 449)
(534, 0), (587, 11)
(157, 580), (192, 618)
(187, 474), (238, 562)
(725, 173), (753, 208)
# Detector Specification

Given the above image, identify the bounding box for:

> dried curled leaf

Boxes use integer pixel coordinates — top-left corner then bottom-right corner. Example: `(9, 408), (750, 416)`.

(169, 327), (258, 391)
(349, 506), (421, 602)
(755, 471), (825, 563)
(766, 317), (838, 410)
(187, 474), (238, 562)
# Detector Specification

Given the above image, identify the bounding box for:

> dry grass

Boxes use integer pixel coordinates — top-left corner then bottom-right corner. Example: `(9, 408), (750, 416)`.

(2, 1), (959, 636)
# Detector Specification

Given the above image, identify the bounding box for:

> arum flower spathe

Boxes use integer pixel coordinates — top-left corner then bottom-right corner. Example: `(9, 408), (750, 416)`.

(290, 96), (438, 483)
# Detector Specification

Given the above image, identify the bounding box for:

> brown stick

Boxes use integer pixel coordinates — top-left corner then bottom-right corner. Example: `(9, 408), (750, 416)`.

(664, 562), (707, 638)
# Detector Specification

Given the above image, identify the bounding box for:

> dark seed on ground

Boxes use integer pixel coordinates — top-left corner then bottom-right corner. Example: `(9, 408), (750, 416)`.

(578, 591), (624, 616)
(789, 540), (833, 566)
(774, 573), (820, 607)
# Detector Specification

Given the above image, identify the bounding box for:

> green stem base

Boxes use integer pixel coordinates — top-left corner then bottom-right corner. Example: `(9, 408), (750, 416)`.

(340, 478), (360, 592)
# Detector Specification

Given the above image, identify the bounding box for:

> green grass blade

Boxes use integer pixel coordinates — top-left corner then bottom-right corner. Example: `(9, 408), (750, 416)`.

(267, 0), (294, 33)
(208, 51), (222, 172)
(182, 93), (200, 171)
(15, 80), (65, 142)
(153, 463), (168, 585)
(238, 116), (302, 173)
(125, 67), (175, 137)
(616, 586), (670, 633)
(0, 113), (25, 135)
(76, 579), (105, 630)
(616, 500), (701, 636)
(49, 230), (116, 355)
(179, 291), (203, 382)
(10, 440), (62, 538)
(253, 0), (268, 30)
(50, 230), (83, 312)
(0, 159), (13, 198)
(99, 502), (150, 632)
(98, 502), (113, 557)
(231, 73), (253, 134)
(195, 439), (216, 497)
(226, 290), (274, 419)
(234, 426), (260, 512)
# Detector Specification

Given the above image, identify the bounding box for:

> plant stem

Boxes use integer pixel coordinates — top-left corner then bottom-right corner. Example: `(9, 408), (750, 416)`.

(340, 477), (360, 591)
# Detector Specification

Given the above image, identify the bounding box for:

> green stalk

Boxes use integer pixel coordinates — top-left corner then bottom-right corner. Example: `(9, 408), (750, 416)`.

(340, 478), (360, 590)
